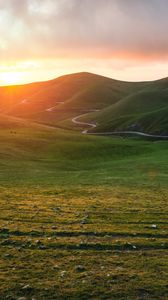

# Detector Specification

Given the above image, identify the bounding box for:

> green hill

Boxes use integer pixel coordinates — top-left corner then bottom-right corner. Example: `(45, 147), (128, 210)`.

(0, 76), (168, 300)
(1, 72), (145, 124)
(0, 72), (168, 135)
(87, 89), (168, 134)
(75, 76), (168, 135)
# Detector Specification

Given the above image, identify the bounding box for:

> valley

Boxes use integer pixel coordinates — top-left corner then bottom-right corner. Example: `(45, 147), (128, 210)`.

(0, 72), (168, 299)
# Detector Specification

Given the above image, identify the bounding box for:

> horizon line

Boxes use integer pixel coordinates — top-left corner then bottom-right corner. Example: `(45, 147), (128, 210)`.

(0, 71), (167, 87)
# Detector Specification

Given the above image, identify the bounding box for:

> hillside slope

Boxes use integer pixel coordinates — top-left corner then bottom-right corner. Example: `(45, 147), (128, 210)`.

(0, 72), (168, 135)
(1, 72), (145, 122)
(80, 78), (168, 135)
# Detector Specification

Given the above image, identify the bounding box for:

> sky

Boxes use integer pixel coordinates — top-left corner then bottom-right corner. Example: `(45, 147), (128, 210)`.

(0, 0), (168, 85)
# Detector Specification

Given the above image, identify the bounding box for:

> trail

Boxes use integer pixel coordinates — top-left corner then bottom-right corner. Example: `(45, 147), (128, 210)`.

(45, 103), (64, 112)
(71, 111), (168, 139)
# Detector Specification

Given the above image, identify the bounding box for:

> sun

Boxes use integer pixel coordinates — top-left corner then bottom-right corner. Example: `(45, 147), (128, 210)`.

(0, 71), (23, 85)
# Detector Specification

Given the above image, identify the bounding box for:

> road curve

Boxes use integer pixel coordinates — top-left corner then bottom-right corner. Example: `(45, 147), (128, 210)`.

(71, 111), (168, 140)
(72, 110), (99, 134)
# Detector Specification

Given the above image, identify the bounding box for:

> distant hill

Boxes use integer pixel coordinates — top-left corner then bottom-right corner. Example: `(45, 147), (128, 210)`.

(0, 72), (168, 135)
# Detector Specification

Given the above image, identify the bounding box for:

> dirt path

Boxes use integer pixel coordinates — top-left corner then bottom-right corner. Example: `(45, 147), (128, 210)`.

(46, 103), (64, 112)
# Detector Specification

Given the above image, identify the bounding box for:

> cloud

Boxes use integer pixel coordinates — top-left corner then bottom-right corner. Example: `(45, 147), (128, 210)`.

(0, 0), (168, 61)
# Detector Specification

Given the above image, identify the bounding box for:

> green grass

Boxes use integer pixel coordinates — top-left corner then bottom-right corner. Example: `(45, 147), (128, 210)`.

(1, 72), (168, 135)
(1, 72), (147, 125)
(0, 116), (168, 299)
(81, 88), (168, 135)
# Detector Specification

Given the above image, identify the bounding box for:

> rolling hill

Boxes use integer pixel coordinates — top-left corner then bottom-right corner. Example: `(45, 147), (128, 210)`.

(0, 74), (168, 300)
(0, 72), (168, 135)
(84, 88), (168, 135)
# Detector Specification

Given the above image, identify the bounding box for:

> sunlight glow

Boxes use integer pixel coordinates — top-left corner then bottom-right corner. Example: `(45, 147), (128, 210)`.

(0, 71), (23, 85)
(0, 58), (168, 87)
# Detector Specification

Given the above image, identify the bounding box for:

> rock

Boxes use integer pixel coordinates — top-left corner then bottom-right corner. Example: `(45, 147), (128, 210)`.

(4, 253), (11, 258)
(60, 271), (67, 277)
(17, 247), (22, 251)
(22, 284), (32, 292)
(75, 265), (86, 272)
(38, 245), (46, 250)
(151, 224), (157, 229)
(53, 264), (59, 270)
(35, 240), (41, 244)
(80, 219), (87, 225)
(82, 279), (86, 284)
(51, 226), (57, 230)
(17, 297), (27, 300)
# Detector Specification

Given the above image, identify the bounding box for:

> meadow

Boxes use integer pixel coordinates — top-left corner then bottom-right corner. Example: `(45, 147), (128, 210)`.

(0, 119), (168, 299)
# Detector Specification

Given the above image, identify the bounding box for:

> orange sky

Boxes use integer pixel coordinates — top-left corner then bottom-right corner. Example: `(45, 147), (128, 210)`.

(0, 0), (168, 85)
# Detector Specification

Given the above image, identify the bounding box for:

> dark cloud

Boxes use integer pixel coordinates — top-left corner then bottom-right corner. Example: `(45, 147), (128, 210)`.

(0, 0), (168, 60)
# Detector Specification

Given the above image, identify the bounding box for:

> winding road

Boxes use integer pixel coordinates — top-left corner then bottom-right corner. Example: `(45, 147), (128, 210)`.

(71, 111), (168, 140)
(17, 100), (168, 140)
(72, 110), (99, 134)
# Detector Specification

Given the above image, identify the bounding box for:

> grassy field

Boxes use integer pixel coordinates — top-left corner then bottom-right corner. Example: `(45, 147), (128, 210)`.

(0, 117), (168, 299)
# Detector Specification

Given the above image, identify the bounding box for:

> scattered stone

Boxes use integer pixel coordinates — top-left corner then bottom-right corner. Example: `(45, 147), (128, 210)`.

(53, 264), (59, 270)
(38, 245), (46, 250)
(4, 253), (13, 259)
(80, 219), (87, 225)
(75, 265), (86, 272)
(150, 238), (156, 241)
(22, 284), (32, 291)
(16, 247), (22, 251)
(132, 245), (137, 249)
(151, 224), (157, 229)
(82, 279), (86, 284)
(17, 297), (27, 300)
(4, 253), (11, 258)
(35, 240), (41, 244)
(51, 226), (57, 230)
(60, 271), (67, 277)
(22, 284), (30, 290)
(127, 242), (132, 246)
